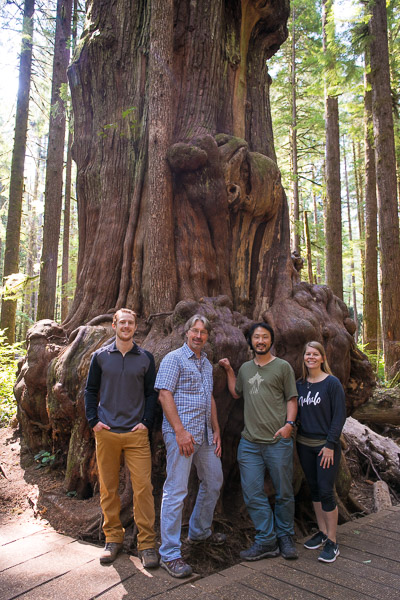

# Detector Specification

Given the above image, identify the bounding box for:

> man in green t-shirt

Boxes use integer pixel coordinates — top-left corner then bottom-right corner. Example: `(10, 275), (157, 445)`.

(219, 322), (298, 561)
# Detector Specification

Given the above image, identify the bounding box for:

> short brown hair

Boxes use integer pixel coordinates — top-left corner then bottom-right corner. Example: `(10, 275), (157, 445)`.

(113, 308), (137, 325)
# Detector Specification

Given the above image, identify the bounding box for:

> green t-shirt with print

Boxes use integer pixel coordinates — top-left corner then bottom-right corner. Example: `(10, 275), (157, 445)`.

(235, 357), (297, 444)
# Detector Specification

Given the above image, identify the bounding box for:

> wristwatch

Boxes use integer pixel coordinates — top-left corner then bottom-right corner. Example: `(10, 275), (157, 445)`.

(285, 420), (296, 427)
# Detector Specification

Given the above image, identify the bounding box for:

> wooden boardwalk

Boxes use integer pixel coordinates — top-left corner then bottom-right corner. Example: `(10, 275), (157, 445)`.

(1, 506), (399, 600)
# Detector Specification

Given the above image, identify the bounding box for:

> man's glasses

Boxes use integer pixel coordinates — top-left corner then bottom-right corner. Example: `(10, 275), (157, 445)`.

(190, 328), (209, 337)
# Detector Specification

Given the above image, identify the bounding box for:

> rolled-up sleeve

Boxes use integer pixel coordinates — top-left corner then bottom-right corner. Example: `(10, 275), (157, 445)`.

(155, 353), (180, 393)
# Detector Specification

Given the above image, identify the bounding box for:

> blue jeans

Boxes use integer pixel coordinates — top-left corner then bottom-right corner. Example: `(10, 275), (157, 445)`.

(160, 432), (223, 561)
(237, 437), (295, 545)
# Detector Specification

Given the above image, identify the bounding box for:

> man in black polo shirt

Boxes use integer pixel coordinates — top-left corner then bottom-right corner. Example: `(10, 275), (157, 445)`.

(85, 308), (158, 568)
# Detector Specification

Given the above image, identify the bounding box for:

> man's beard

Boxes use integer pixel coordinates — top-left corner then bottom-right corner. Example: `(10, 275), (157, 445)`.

(254, 344), (272, 355)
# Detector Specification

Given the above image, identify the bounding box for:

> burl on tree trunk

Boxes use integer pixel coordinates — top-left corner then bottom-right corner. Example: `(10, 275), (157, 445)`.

(16, 0), (375, 537)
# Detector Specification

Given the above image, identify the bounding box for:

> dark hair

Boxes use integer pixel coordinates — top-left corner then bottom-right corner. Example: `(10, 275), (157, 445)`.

(246, 322), (274, 351)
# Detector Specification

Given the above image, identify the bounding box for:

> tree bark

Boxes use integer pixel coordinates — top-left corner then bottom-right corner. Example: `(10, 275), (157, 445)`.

(290, 5), (300, 254)
(64, 0), (292, 330)
(61, 128), (72, 323)
(363, 50), (379, 360)
(37, 0), (73, 321)
(303, 210), (313, 284)
(144, 0), (177, 314)
(0, 0), (35, 343)
(322, 0), (343, 300)
(343, 140), (358, 342)
(369, 0), (400, 378)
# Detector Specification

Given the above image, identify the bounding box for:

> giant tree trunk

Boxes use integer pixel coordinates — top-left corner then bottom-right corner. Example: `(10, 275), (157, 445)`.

(369, 0), (400, 378)
(37, 0), (73, 321)
(0, 0), (35, 343)
(15, 0), (375, 538)
(64, 0), (292, 330)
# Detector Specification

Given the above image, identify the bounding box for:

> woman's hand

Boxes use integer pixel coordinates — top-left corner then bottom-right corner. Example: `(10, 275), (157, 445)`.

(319, 446), (334, 469)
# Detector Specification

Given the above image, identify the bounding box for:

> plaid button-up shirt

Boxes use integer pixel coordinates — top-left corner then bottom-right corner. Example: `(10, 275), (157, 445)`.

(155, 343), (214, 444)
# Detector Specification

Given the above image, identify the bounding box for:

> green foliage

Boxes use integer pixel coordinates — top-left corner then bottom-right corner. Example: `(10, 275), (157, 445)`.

(34, 449), (60, 469)
(0, 330), (22, 426)
(358, 342), (385, 382)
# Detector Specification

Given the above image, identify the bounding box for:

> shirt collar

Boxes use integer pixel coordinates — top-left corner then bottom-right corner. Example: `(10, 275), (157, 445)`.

(109, 339), (140, 354)
(182, 342), (205, 360)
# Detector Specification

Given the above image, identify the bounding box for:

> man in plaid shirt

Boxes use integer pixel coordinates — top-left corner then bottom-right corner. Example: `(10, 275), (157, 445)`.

(155, 314), (225, 578)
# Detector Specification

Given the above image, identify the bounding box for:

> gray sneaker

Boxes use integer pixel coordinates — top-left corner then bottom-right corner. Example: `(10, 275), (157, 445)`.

(187, 532), (227, 546)
(100, 542), (123, 564)
(138, 547), (159, 568)
(160, 557), (192, 578)
(278, 535), (298, 559)
(240, 540), (280, 561)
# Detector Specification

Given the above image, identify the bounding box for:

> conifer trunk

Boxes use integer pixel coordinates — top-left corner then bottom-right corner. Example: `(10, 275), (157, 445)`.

(322, 0), (343, 300)
(0, 0), (35, 343)
(369, 0), (400, 377)
(37, 0), (73, 320)
(363, 49), (378, 359)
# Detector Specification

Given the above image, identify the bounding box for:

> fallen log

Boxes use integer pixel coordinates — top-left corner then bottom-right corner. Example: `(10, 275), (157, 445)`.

(343, 417), (400, 493)
(352, 388), (400, 426)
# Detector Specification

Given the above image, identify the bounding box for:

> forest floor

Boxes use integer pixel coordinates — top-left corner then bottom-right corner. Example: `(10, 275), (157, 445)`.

(0, 395), (398, 576)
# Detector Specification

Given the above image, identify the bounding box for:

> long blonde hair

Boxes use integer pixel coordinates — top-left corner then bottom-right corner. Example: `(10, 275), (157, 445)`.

(301, 341), (333, 380)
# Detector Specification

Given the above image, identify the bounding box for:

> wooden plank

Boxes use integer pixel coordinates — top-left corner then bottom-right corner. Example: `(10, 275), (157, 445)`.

(250, 561), (374, 600)
(0, 530), (75, 572)
(239, 569), (331, 600)
(339, 521), (400, 542)
(211, 580), (276, 600)
(13, 553), (137, 600)
(0, 541), (101, 600)
(337, 526), (400, 550)
(339, 543), (400, 576)
(339, 532), (400, 562)
(273, 551), (399, 599)
(0, 520), (47, 545)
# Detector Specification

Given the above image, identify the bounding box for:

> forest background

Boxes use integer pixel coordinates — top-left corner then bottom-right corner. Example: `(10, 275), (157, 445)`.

(0, 0), (399, 423)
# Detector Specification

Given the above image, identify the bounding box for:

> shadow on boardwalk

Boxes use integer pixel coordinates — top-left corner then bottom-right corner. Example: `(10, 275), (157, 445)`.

(1, 506), (400, 600)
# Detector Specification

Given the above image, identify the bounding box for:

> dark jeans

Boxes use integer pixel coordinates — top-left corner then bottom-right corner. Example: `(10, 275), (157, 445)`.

(297, 442), (341, 512)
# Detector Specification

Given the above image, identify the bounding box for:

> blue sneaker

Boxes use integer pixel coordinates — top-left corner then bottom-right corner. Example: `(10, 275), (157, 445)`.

(318, 539), (340, 563)
(304, 531), (328, 550)
(240, 540), (280, 561)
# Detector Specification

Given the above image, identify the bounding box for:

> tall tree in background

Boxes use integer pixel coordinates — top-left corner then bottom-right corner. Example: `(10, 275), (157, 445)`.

(37, 0), (72, 320)
(0, 0), (35, 343)
(369, 0), (400, 377)
(363, 47), (378, 361)
(290, 4), (300, 254)
(343, 139), (358, 341)
(323, 0), (343, 300)
(61, 0), (78, 322)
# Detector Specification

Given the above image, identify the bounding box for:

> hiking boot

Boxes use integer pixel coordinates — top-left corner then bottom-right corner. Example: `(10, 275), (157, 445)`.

(187, 532), (227, 546)
(278, 535), (298, 559)
(239, 540), (280, 561)
(304, 531), (328, 550)
(160, 557), (192, 578)
(138, 548), (159, 568)
(100, 542), (123, 564)
(318, 539), (340, 563)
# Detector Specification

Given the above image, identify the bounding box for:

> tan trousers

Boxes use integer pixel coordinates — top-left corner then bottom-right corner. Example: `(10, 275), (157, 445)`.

(95, 428), (156, 549)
